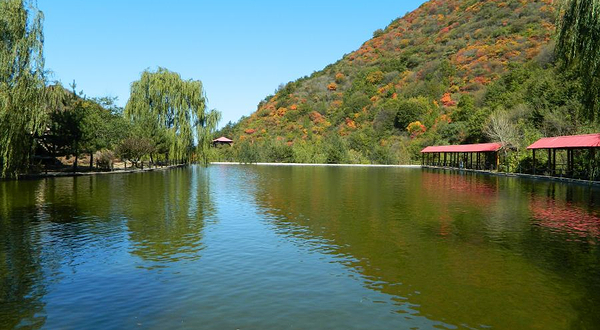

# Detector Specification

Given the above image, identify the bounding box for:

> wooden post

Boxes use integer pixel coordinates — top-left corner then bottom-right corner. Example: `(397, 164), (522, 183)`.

(443, 152), (447, 167)
(570, 149), (573, 177)
(566, 149), (571, 177)
(591, 148), (596, 180)
(421, 153), (424, 166)
(547, 149), (551, 175)
(495, 152), (499, 171)
(552, 149), (556, 176)
(470, 153), (473, 169)
(532, 149), (536, 175)
(438, 152), (441, 166)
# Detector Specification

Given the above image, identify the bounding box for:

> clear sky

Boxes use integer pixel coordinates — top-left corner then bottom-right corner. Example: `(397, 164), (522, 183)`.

(39, 0), (424, 127)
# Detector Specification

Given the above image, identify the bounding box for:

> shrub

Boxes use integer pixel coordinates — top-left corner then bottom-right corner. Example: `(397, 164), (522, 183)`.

(366, 70), (384, 85)
(94, 149), (115, 170)
(393, 97), (430, 130)
(116, 137), (154, 167)
(235, 140), (260, 164)
(324, 135), (349, 164)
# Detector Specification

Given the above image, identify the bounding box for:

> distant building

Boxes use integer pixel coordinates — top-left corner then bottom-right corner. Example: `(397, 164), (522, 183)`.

(212, 137), (233, 147)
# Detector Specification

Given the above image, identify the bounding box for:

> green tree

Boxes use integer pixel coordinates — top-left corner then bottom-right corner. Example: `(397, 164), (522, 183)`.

(116, 137), (154, 168)
(324, 134), (349, 164)
(556, 0), (600, 121)
(393, 97), (430, 130)
(124, 67), (220, 164)
(0, 0), (47, 178)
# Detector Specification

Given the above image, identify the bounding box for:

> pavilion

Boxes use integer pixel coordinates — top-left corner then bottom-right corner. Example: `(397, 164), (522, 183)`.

(527, 133), (600, 180)
(212, 137), (233, 147)
(421, 142), (503, 170)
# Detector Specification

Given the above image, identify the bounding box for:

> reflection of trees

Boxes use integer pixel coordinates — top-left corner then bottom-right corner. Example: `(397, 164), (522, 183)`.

(124, 167), (214, 264)
(0, 180), (47, 329)
(249, 166), (599, 329)
(0, 167), (215, 327)
(0, 176), (122, 329)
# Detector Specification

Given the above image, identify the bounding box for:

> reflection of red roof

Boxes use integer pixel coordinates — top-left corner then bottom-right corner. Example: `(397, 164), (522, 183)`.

(212, 137), (233, 142)
(421, 143), (502, 153)
(527, 133), (600, 149)
(530, 198), (600, 239)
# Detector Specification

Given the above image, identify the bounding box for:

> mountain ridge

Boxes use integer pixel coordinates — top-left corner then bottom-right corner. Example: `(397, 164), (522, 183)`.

(215, 0), (585, 165)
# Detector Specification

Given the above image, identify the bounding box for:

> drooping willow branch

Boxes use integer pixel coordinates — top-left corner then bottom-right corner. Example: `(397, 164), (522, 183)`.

(556, 0), (600, 121)
(125, 67), (220, 163)
(0, 0), (47, 178)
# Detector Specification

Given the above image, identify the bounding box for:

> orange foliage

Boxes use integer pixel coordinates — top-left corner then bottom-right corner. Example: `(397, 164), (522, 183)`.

(290, 104), (297, 110)
(244, 128), (256, 135)
(345, 118), (357, 129)
(473, 76), (490, 84)
(309, 111), (324, 124)
(407, 121), (427, 138)
(276, 107), (287, 117)
(440, 93), (457, 107)
(335, 73), (345, 83)
(327, 82), (337, 91)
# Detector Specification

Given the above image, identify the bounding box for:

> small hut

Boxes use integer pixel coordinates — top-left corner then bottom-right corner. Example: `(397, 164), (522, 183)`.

(212, 137), (233, 147)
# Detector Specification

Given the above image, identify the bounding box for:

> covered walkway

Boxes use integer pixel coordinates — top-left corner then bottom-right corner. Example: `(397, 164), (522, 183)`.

(421, 143), (502, 170)
(527, 133), (600, 180)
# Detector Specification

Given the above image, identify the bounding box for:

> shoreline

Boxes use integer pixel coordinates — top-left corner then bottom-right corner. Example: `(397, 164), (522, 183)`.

(422, 165), (600, 187)
(210, 162), (421, 168)
(211, 162), (600, 186)
(7, 162), (598, 186)
(9, 164), (187, 181)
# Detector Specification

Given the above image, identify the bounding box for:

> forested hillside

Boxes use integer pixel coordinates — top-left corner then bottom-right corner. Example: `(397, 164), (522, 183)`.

(215, 0), (597, 168)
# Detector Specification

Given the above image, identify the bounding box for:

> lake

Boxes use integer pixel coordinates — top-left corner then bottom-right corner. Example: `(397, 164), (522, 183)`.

(1, 165), (599, 329)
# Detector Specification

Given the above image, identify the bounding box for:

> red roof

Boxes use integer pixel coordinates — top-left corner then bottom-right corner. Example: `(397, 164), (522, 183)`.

(213, 137), (233, 143)
(527, 133), (600, 149)
(421, 143), (502, 153)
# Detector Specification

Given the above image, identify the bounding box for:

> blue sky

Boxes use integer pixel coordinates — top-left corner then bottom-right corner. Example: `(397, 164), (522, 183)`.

(39, 0), (424, 127)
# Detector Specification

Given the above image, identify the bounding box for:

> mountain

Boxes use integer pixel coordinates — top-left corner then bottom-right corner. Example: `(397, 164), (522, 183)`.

(215, 0), (590, 165)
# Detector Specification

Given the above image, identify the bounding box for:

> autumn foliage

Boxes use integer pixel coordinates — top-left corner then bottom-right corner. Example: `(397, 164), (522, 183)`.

(214, 0), (572, 166)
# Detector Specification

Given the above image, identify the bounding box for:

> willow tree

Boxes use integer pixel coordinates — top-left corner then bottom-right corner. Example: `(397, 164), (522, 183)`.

(0, 0), (47, 178)
(556, 0), (600, 121)
(125, 68), (220, 164)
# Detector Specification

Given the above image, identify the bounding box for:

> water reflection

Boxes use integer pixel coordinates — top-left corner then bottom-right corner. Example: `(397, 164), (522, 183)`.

(1, 166), (600, 329)
(528, 184), (600, 240)
(124, 167), (215, 266)
(0, 167), (215, 328)
(1, 180), (50, 330)
(249, 166), (600, 329)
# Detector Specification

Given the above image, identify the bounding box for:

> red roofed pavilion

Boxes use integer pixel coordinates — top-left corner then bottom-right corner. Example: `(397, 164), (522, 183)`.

(421, 142), (503, 170)
(527, 133), (600, 179)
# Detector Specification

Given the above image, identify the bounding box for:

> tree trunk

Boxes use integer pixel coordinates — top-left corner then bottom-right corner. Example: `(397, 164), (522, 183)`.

(73, 154), (78, 172)
(90, 152), (94, 170)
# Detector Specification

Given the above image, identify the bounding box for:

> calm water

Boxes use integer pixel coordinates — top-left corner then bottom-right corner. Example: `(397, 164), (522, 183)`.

(1, 165), (600, 329)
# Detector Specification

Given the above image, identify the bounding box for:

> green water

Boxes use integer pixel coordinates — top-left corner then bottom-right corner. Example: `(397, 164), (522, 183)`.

(1, 165), (599, 329)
